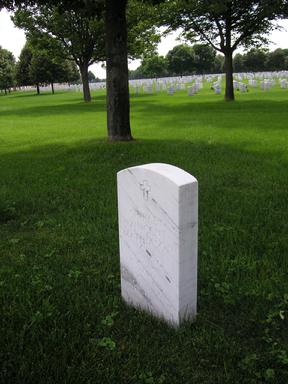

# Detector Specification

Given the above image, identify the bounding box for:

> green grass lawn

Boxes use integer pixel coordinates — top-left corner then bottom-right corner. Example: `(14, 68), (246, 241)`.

(0, 85), (288, 384)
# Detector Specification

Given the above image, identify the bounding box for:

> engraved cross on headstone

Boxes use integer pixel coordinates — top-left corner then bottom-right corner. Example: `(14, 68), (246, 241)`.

(140, 180), (151, 201)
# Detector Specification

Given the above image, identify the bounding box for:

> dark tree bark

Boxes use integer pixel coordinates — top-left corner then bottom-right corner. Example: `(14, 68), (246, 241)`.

(79, 62), (91, 102)
(223, 11), (234, 102)
(36, 83), (40, 94)
(51, 82), (54, 94)
(105, 0), (132, 141)
(224, 50), (234, 101)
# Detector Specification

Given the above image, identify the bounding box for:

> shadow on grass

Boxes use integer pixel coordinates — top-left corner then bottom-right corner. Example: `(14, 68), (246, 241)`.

(0, 99), (106, 117)
(1, 136), (287, 264)
(2, 95), (288, 133)
(10, 91), (107, 100)
(131, 97), (288, 115)
(1, 137), (287, 309)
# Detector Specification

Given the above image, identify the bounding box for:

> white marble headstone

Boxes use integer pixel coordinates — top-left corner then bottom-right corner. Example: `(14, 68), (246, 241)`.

(117, 163), (198, 326)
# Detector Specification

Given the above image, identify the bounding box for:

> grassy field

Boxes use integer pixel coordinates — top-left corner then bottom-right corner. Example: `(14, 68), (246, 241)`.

(0, 85), (288, 384)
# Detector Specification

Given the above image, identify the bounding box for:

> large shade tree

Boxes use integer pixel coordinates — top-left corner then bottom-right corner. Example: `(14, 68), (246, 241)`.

(160, 0), (287, 101)
(9, 0), (157, 140)
(105, 0), (162, 140)
(13, 5), (105, 102)
(3, 0), (162, 140)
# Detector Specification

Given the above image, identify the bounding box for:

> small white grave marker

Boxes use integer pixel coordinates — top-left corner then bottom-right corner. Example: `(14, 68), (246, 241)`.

(280, 79), (287, 89)
(117, 163), (198, 326)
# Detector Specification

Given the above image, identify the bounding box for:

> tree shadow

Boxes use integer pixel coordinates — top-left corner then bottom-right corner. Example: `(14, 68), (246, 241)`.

(3, 92), (288, 132)
(1, 137), (287, 267)
(0, 99), (106, 117)
(131, 98), (288, 138)
(132, 96), (288, 116)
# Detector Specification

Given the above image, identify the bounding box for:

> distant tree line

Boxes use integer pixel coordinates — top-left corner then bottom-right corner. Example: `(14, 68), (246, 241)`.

(0, 38), (105, 96)
(0, 40), (80, 95)
(0, 46), (15, 94)
(129, 45), (288, 79)
(16, 39), (80, 94)
(129, 44), (221, 79)
(234, 48), (288, 73)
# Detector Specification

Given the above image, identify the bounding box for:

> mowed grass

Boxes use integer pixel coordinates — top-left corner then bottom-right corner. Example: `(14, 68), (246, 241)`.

(0, 84), (288, 384)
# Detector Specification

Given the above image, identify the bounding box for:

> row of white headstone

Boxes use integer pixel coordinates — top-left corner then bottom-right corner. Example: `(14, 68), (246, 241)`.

(17, 71), (288, 94)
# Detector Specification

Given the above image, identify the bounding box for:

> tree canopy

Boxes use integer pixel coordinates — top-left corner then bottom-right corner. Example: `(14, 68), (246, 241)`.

(130, 55), (168, 79)
(15, 42), (33, 86)
(12, 4), (105, 101)
(0, 46), (15, 93)
(166, 44), (196, 75)
(231, 47), (288, 72)
(15, 38), (80, 94)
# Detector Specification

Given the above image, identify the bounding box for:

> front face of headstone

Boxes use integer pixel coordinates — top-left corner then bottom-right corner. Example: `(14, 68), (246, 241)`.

(117, 163), (198, 326)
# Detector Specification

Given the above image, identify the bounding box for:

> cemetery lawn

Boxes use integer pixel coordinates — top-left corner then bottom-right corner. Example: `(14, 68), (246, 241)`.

(0, 86), (288, 384)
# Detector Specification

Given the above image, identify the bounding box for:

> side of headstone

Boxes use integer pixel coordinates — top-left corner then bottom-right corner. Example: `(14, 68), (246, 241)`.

(280, 79), (287, 88)
(144, 85), (153, 94)
(188, 84), (198, 96)
(117, 163), (198, 326)
(213, 82), (221, 94)
(167, 86), (175, 95)
(239, 82), (248, 92)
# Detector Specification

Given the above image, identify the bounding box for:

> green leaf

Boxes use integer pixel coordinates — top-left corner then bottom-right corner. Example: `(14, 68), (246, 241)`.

(97, 337), (116, 351)
(9, 238), (20, 244)
(265, 368), (275, 380)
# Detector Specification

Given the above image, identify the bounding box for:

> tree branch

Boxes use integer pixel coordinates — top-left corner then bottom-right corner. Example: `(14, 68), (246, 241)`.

(190, 21), (222, 52)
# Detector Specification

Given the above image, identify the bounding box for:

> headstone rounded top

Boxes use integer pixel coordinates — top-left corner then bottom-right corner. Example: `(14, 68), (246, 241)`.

(118, 163), (197, 187)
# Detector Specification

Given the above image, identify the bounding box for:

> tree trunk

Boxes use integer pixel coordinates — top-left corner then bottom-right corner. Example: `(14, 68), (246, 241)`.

(79, 63), (91, 102)
(224, 51), (234, 101)
(51, 82), (55, 94)
(105, 0), (132, 141)
(36, 84), (40, 95)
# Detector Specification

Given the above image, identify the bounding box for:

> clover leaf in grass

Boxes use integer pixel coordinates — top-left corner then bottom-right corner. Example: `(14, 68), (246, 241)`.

(97, 337), (116, 350)
(68, 269), (81, 280)
(101, 312), (119, 326)
(9, 238), (20, 245)
(265, 368), (275, 381)
(101, 315), (114, 327)
(138, 372), (158, 384)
